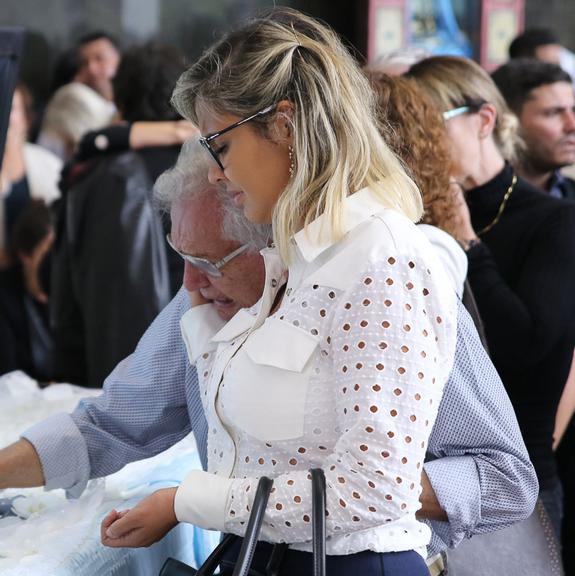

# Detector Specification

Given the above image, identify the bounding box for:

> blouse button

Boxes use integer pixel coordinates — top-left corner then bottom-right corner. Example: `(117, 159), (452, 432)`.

(271, 279), (278, 287)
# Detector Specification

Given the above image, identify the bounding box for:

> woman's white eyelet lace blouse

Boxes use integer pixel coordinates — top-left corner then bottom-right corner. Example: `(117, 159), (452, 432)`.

(176, 187), (457, 557)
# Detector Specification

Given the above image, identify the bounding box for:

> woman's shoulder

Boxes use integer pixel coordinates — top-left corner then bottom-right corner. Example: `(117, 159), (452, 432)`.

(417, 224), (467, 297)
(321, 209), (456, 294)
(353, 208), (440, 261)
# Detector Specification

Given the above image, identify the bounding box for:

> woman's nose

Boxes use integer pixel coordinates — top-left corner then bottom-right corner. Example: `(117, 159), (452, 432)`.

(208, 162), (227, 185)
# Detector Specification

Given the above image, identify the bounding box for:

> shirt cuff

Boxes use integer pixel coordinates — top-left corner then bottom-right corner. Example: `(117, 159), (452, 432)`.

(21, 412), (91, 498)
(174, 469), (233, 531)
(424, 455), (481, 546)
(180, 304), (226, 364)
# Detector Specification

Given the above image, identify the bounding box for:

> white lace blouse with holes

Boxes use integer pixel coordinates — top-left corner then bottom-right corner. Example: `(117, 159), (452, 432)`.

(176, 187), (458, 557)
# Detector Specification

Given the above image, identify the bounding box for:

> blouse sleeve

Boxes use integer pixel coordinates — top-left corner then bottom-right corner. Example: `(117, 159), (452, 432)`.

(175, 253), (457, 544)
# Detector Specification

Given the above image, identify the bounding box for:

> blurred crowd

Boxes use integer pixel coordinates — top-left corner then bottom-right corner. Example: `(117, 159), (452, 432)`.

(1, 23), (575, 574)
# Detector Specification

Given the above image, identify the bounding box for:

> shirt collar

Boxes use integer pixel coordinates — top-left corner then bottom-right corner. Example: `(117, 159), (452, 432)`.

(548, 170), (566, 199)
(292, 186), (388, 262)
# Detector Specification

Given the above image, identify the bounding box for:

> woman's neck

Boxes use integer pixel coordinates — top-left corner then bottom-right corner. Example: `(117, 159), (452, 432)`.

(460, 141), (506, 191)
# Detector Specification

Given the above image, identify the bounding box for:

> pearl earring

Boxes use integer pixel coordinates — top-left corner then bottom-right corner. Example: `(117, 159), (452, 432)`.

(288, 145), (295, 178)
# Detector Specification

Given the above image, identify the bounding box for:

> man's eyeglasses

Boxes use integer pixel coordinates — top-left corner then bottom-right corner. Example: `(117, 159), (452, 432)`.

(199, 105), (276, 170)
(166, 235), (249, 277)
(442, 99), (486, 121)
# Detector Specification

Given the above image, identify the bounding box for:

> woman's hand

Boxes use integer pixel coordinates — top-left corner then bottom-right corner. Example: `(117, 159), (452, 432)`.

(101, 488), (178, 548)
(443, 179), (479, 246)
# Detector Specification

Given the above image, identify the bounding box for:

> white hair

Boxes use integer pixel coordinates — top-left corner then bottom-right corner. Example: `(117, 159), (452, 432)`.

(154, 139), (271, 252)
(39, 82), (115, 158)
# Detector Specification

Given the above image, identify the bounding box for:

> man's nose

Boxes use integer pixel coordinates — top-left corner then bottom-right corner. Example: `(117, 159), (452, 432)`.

(183, 261), (211, 292)
(564, 109), (575, 132)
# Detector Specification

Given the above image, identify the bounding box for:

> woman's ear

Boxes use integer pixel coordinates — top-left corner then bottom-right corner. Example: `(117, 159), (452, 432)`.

(477, 102), (497, 139)
(273, 100), (295, 143)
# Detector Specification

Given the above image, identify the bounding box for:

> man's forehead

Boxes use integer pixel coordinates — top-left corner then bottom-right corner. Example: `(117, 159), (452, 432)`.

(170, 194), (228, 251)
(526, 81), (574, 106)
(80, 38), (118, 57)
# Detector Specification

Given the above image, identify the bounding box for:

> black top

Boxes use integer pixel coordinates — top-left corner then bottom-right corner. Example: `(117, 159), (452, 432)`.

(558, 175), (575, 202)
(466, 164), (575, 491)
(52, 147), (182, 388)
(0, 265), (53, 382)
(3, 177), (30, 248)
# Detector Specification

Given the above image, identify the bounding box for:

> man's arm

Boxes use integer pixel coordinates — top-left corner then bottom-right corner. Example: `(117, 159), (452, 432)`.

(18, 287), (207, 498)
(423, 300), (538, 555)
(0, 439), (44, 489)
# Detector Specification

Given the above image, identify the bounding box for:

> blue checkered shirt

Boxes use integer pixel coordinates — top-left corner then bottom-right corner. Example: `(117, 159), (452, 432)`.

(23, 288), (537, 556)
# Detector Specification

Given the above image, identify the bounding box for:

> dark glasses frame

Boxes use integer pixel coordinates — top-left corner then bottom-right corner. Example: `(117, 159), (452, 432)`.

(199, 104), (276, 170)
(442, 99), (486, 121)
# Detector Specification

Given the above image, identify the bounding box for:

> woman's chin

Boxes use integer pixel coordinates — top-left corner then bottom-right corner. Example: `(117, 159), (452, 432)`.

(243, 204), (272, 225)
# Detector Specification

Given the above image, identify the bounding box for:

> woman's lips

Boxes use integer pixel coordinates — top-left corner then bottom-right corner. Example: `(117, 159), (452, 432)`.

(230, 190), (245, 205)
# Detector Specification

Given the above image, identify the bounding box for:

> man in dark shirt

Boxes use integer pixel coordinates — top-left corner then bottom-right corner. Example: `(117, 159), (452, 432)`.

(492, 59), (575, 201)
(493, 57), (575, 572)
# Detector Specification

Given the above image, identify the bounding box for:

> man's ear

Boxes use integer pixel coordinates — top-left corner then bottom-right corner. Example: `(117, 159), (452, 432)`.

(273, 100), (295, 143)
(478, 102), (497, 139)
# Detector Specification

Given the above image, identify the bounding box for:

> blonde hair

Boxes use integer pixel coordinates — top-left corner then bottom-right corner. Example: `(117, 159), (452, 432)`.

(172, 8), (422, 262)
(406, 56), (521, 164)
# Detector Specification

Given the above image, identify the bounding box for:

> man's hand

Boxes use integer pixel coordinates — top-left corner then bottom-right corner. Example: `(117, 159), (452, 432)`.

(101, 488), (178, 548)
(189, 290), (211, 308)
(417, 470), (448, 522)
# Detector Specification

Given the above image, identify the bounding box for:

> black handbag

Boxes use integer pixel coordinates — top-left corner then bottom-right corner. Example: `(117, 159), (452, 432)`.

(159, 469), (326, 576)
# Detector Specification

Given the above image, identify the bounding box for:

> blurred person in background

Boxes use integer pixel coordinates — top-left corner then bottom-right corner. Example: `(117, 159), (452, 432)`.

(0, 201), (55, 382)
(492, 56), (575, 575)
(365, 47), (429, 77)
(509, 28), (563, 66)
(37, 81), (115, 161)
(75, 32), (121, 103)
(0, 84), (62, 268)
(508, 27), (575, 91)
(51, 42), (186, 389)
(492, 59), (575, 200)
(408, 55), (575, 540)
(37, 32), (120, 160)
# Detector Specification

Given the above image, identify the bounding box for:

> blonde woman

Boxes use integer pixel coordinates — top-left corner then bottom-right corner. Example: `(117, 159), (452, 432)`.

(102, 10), (457, 574)
(408, 56), (575, 539)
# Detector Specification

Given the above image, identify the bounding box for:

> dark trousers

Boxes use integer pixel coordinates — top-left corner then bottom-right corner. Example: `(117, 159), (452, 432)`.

(220, 537), (430, 576)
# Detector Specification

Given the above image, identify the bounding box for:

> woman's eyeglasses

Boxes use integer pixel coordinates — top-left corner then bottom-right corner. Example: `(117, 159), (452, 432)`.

(199, 105), (276, 170)
(443, 99), (486, 121)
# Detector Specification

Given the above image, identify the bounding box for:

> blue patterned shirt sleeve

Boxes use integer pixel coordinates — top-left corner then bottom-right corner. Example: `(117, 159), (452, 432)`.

(424, 300), (538, 555)
(22, 291), (536, 552)
(22, 288), (208, 498)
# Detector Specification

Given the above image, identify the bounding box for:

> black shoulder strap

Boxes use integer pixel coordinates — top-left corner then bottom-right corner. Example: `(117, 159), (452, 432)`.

(311, 468), (326, 576)
(461, 279), (490, 354)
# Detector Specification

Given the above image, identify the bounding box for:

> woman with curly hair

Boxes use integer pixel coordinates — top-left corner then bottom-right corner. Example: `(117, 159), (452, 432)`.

(408, 55), (575, 538)
(367, 72), (467, 297)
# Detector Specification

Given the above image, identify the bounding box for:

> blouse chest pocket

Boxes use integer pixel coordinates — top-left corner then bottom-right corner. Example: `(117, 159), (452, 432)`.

(220, 317), (319, 442)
